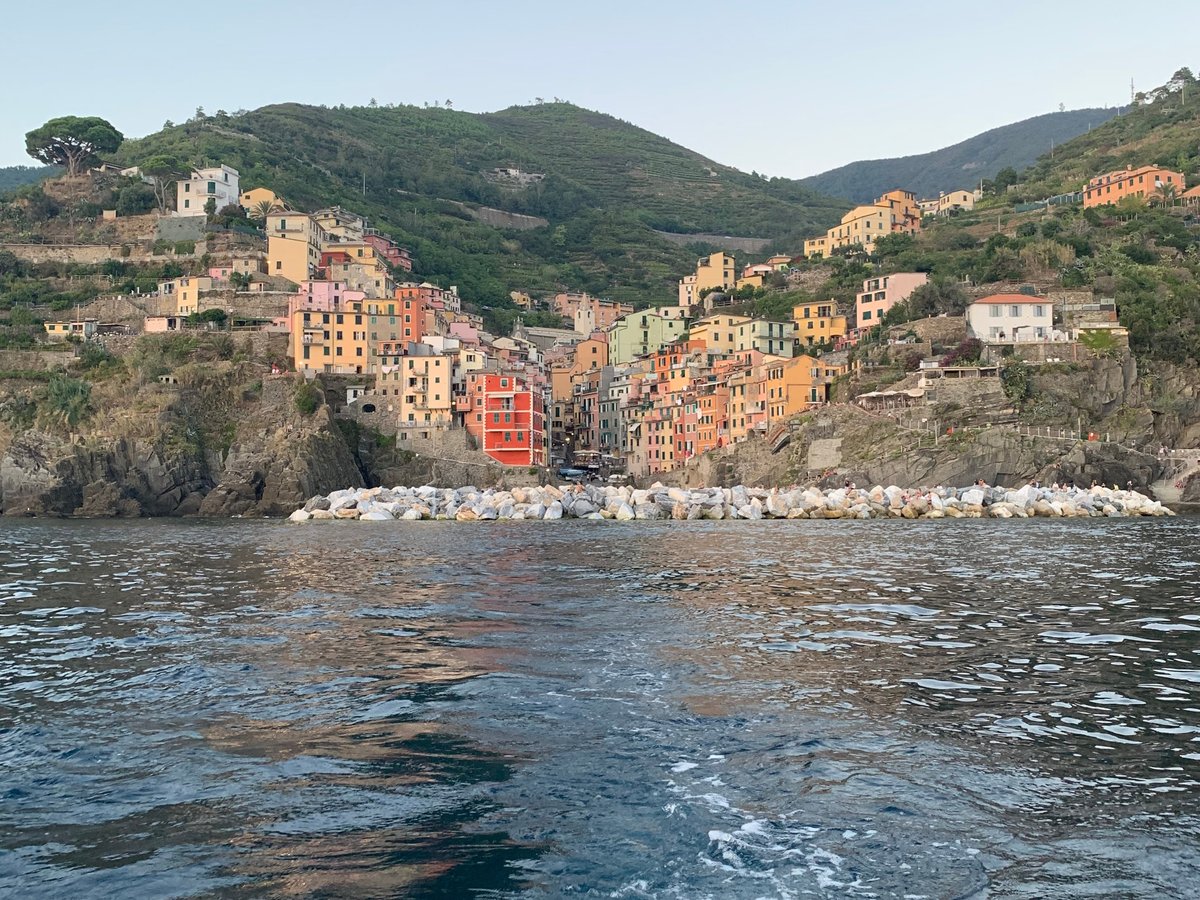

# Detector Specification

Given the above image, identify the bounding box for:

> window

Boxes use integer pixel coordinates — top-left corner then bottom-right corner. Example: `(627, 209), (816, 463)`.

(1035, 305), (1045, 317)
(207, 182), (216, 194)
(990, 305), (1002, 318)
(183, 199), (190, 209)
(504, 432), (512, 442)
(862, 310), (872, 320)
(184, 183), (190, 193)
(1010, 305), (1021, 318)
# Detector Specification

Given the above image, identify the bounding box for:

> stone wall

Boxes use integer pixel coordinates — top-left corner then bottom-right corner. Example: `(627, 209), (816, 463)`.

(0, 243), (200, 264)
(0, 349), (74, 371)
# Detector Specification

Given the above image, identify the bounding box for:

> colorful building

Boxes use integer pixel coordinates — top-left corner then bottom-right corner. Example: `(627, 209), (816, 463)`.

(792, 301), (849, 346)
(288, 280), (370, 375)
(608, 307), (689, 365)
(462, 373), (547, 466)
(735, 318), (798, 357)
(1083, 165), (1185, 208)
(856, 272), (928, 330)
(802, 188), (921, 257)
(239, 187), (282, 214)
(267, 211), (326, 285)
(374, 345), (454, 428)
(690, 313), (750, 356)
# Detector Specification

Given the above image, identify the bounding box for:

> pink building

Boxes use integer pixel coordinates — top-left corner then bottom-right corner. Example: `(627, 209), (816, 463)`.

(856, 272), (928, 330)
(364, 231), (413, 272)
(287, 280), (367, 317)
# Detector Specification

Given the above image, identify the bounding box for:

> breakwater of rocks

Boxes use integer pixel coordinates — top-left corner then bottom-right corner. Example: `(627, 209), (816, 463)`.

(287, 482), (1174, 522)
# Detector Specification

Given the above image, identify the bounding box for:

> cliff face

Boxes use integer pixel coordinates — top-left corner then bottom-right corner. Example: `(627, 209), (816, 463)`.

(665, 405), (1166, 495)
(0, 375), (363, 518)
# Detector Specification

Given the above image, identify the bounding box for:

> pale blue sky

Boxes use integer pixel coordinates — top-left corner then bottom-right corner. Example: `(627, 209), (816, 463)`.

(5, 0), (1193, 177)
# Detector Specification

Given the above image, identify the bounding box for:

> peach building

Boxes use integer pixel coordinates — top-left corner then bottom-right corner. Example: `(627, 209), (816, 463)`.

(1083, 165), (1185, 208)
(856, 272), (928, 329)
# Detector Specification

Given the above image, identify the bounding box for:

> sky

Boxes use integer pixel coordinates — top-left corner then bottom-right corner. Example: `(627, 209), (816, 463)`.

(4, 0), (1194, 178)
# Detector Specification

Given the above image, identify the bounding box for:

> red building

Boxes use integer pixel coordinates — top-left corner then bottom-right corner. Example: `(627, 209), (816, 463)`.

(462, 373), (547, 466)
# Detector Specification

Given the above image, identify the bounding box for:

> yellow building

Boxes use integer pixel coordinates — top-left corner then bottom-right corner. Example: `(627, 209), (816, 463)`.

(765, 354), (830, 420)
(765, 255), (793, 271)
(239, 187), (283, 214)
(802, 188), (921, 258)
(678, 251), (736, 304)
(375, 349), (454, 426)
(689, 314), (749, 356)
(268, 212), (326, 285)
(677, 273), (698, 307)
(792, 301), (849, 346)
(291, 299), (371, 375)
(158, 276), (214, 316)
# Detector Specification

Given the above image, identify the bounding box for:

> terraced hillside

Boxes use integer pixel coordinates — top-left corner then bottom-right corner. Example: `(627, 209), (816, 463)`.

(111, 103), (848, 311)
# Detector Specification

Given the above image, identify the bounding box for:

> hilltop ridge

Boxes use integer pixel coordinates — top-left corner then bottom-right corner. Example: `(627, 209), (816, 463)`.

(801, 108), (1120, 203)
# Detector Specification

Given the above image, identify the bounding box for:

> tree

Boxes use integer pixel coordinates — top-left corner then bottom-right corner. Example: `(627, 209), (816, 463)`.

(25, 116), (123, 176)
(1152, 182), (1178, 207)
(250, 199), (276, 222)
(204, 197), (217, 217)
(140, 154), (185, 214)
(992, 166), (1020, 194)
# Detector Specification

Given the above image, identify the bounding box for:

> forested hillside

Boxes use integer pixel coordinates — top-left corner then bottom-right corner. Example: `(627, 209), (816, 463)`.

(801, 108), (1119, 203)
(0, 165), (58, 194)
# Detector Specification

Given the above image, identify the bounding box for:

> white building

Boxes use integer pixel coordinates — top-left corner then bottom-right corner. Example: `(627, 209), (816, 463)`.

(966, 293), (1053, 342)
(176, 165), (240, 216)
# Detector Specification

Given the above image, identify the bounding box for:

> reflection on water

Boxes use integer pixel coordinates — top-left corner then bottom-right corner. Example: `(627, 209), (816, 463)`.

(2, 519), (1199, 897)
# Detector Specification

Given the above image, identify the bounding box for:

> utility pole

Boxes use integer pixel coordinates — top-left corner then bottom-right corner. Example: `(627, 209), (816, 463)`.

(362, 172), (366, 197)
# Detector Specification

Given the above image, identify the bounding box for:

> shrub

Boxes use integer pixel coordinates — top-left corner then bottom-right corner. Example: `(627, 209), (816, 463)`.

(940, 338), (983, 367)
(45, 375), (92, 428)
(295, 381), (322, 416)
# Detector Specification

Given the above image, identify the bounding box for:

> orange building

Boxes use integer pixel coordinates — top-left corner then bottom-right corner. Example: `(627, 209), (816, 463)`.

(1083, 165), (1185, 208)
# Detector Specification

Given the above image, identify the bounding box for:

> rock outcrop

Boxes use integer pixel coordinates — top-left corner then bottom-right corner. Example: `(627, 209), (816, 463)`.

(0, 377), (362, 518)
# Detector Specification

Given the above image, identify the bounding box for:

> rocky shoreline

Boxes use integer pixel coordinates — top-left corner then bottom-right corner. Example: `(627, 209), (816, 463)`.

(288, 482), (1175, 523)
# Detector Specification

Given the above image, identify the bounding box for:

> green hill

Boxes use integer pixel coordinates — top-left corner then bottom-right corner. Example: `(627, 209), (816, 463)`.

(111, 102), (848, 311)
(1007, 70), (1199, 202)
(0, 165), (58, 194)
(800, 108), (1119, 203)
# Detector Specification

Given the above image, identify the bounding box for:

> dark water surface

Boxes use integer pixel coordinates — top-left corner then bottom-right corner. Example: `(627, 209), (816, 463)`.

(2, 519), (1199, 898)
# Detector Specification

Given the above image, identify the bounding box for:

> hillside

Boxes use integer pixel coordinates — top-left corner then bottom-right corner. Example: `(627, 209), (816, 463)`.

(800, 108), (1119, 203)
(1008, 70), (1200, 202)
(0, 165), (58, 194)
(109, 103), (848, 309)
